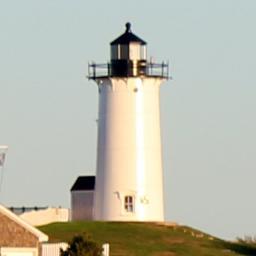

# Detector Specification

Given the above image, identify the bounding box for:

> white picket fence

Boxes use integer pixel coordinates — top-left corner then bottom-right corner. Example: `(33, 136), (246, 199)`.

(102, 243), (110, 256)
(42, 243), (68, 256)
(42, 242), (109, 256)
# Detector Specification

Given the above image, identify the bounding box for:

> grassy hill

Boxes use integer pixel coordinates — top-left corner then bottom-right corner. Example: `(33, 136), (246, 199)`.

(39, 222), (256, 256)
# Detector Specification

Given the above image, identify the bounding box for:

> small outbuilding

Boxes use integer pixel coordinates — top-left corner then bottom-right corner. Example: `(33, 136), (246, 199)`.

(70, 176), (95, 221)
(0, 204), (48, 256)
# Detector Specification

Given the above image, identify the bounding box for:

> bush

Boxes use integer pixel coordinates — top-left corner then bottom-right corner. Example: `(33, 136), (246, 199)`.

(60, 233), (103, 256)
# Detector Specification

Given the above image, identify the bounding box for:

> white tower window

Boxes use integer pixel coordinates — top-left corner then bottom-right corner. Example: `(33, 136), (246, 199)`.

(124, 196), (134, 212)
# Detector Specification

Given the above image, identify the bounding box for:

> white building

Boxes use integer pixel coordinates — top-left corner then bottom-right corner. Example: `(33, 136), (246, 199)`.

(88, 23), (169, 221)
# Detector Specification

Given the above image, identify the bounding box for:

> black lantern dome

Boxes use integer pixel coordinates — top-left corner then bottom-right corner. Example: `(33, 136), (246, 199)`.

(110, 23), (146, 46)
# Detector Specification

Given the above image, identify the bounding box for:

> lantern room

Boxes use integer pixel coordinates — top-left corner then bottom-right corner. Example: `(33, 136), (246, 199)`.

(110, 22), (147, 77)
(110, 22), (147, 61)
(88, 23), (169, 79)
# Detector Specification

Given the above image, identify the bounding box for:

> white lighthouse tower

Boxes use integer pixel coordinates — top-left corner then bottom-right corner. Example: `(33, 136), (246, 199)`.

(89, 23), (169, 221)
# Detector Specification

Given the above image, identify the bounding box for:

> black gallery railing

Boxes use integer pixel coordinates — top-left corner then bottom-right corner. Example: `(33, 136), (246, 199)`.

(88, 61), (169, 79)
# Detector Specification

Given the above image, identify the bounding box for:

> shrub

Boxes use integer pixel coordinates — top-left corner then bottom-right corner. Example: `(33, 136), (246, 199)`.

(60, 233), (103, 256)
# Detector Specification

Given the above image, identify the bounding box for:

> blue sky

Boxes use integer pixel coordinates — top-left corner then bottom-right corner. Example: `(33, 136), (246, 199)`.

(0, 0), (256, 240)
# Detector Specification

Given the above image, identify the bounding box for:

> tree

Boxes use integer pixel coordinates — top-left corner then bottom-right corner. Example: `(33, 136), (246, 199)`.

(61, 233), (103, 256)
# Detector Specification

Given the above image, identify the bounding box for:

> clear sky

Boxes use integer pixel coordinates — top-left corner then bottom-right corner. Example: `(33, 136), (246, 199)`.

(0, 0), (255, 240)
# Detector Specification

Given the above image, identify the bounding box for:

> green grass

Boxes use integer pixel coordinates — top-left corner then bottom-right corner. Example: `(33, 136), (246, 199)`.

(39, 222), (256, 256)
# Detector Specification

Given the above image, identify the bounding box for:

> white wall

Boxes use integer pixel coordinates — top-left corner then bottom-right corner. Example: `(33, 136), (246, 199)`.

(94, 77), (165, 221)
(19, 208), (69, 226)
(0, 247), (37, 256)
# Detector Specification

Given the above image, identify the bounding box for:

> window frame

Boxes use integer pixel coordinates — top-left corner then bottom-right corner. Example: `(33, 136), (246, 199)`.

(124, 195), (135, 213)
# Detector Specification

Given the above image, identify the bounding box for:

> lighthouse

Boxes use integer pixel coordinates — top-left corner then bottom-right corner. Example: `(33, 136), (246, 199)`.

(89, 23), (169, 221)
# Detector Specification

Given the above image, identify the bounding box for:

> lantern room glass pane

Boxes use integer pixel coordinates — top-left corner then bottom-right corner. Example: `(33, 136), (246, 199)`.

(111, 45), (118, 60)
(129, 43), (141, 60)
(140, 45), (147, 60)
(119, 45), (129, 59)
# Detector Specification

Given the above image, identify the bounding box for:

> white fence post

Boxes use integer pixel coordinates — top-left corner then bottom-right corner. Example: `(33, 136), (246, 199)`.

(102, 243), (109, 256)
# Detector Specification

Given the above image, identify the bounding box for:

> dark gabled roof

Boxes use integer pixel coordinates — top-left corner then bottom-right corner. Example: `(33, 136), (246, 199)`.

(71, 176), (95, 191)
(110, 23), (146, 45)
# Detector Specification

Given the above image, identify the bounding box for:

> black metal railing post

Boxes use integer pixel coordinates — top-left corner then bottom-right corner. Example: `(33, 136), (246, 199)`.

(92, 64), (94, 78)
